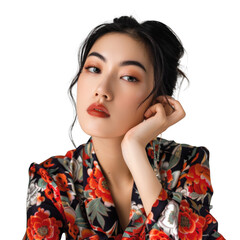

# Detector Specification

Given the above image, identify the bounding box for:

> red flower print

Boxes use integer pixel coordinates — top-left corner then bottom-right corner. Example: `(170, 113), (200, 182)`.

(85, 161), (113, 205)
(146, 212), (154, 225)
(27, 208), (62, 240)
(42, 158), (55, 168)
(203, 213), (217, 232)
(205, 213), (216, 225)
(64, 206), (79, 239)
(160, 168), (174, 188)
(29, 164), (36, 177)
(37, 168), (53, 184)
(114, 234), (123, 240)
(88, 235), (100, 240)
(65, 149), (75, 159)
(122, 230), (146, 240)
(149, 229), (170, 240)
(44, 185), (55, 202)
(44, 184), (64, 217)
(68, 223), (79, 239)
(36, 193), (45, 205)
(55, 173), (69, 192)
(185, 163), (213, 195)
(178, 200), (206, 240)
(166, 170), (173, 183)
(152, 188), (168, 205)
(80, 229), (96, 239)
(147, 147), (154, 159)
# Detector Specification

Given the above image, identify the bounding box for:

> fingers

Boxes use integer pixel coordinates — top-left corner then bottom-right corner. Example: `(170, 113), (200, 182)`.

(165, 97), (184, 113)
(165, 97), (186, 125)
(155, 96), (186, 123)
(145, 95), (185, 122)
(144, 103), (165, 118)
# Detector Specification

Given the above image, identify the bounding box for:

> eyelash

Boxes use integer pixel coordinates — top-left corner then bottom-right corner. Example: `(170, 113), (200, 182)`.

(84, 66), (139, 83)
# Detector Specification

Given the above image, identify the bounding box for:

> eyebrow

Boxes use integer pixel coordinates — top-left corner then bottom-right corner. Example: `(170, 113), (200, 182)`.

(87, 51), (147, 72)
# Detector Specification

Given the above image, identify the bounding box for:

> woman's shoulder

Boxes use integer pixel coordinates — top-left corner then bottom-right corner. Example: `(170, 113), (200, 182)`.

(26, 143), (88, 220)
(153, 136), (209, 151)
(150, 136), (210, 166)
(150, 137), (212, 196)
(28, 141), (87, 181)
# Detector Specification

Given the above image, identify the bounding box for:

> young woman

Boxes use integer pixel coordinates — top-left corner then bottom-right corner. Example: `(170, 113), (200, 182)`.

(23, 16), (225, 240)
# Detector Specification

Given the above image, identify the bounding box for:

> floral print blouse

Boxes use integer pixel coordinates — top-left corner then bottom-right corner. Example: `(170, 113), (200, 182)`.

(23, 136), (225, 240)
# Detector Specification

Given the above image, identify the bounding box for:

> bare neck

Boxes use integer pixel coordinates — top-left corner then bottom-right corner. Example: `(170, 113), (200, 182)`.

(91, 136), (133, 187)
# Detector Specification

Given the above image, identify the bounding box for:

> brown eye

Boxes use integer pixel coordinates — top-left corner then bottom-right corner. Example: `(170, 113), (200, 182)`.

(85, 66), (100, 73)
(121, 75), (138, 82)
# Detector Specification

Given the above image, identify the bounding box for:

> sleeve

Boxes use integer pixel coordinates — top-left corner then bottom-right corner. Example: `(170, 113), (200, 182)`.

(143, 146), (225, 240)
(23, 150), (81, 240)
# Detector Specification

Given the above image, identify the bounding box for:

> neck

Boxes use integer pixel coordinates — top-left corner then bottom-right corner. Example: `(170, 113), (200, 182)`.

(91, 135), (133, 187)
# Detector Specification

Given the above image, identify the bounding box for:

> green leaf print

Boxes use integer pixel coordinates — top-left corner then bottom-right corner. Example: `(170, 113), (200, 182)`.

(75, 203), (90, 227)
(211, 231), (222, 237)
(87, 198), (110, 229)
(83, 190), (91, 199)
(168, 145), (182, 170)
(189, 198), (202, 214)
(38, 178), (47, 189)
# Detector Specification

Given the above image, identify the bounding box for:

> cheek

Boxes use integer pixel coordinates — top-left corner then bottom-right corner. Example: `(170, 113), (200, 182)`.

(76, 77), (89, 106)
(117, 90), (150, 120)
(76, 80), (88, 122)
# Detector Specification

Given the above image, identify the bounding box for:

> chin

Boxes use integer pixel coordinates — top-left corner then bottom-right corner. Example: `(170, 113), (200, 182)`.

(82, 124), (128, 139)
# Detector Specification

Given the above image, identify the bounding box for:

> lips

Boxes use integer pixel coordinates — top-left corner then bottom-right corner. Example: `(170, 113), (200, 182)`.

(87, 103), (110, 117)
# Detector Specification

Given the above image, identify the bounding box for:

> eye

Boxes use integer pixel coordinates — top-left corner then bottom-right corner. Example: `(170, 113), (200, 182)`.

(85, 66), (101, 73)
(121, 75), (138, 82)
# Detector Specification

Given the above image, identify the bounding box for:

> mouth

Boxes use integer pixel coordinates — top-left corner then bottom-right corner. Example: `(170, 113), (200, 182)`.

(87, 109), (110, 118)
(87, 102), (110, 118)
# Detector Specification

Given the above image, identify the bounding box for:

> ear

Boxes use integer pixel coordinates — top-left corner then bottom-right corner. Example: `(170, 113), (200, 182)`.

(154, 95), (169, 104)
(150, 97), (158, 105)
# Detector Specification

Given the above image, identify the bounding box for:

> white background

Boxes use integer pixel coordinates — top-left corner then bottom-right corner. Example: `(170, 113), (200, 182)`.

(0, 0), (239, 239)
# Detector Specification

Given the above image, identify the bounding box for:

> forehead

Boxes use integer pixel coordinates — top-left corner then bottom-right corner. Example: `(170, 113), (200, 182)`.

(89, 32), (153, 67)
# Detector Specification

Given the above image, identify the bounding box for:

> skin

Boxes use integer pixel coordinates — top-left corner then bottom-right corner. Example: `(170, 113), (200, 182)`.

(77, 32), (155, 183)
(76, 32), (185, 230)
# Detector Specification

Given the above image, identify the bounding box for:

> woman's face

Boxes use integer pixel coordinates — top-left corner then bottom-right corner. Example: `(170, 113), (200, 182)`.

(77, 32), (155, 138)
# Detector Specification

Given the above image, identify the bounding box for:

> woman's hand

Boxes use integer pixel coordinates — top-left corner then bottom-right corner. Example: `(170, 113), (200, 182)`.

(121, 96), (186, 148)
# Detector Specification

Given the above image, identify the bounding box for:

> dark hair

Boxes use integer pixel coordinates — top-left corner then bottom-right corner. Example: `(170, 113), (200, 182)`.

(68, 16), (188, 147)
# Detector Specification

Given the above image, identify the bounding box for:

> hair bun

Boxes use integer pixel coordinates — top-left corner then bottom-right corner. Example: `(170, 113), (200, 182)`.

(142, 20), (184, 59)
(113, 16), (139, 27)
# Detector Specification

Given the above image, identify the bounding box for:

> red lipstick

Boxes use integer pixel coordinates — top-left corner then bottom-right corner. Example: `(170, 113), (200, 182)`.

(87, 102), (110, 118)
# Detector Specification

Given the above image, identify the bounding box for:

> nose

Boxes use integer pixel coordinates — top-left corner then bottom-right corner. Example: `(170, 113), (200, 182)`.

(94, 75), (113, 101)
(95, 91), (111, 100)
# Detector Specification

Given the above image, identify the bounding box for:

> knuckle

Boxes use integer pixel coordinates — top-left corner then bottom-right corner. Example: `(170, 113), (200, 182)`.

(156, 103), (164, 111)
(181, 110), (186, 118)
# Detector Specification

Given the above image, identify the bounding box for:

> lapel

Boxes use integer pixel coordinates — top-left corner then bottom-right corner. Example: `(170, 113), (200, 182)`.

(80, 136), (160, 237)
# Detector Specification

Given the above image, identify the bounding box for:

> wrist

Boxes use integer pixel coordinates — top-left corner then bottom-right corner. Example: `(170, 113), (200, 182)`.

(121, 141), (147, 171)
